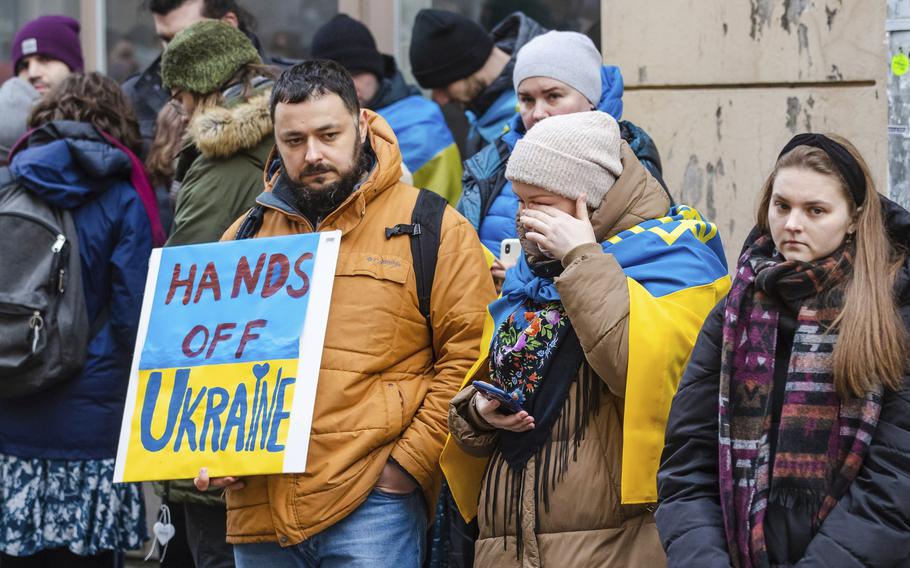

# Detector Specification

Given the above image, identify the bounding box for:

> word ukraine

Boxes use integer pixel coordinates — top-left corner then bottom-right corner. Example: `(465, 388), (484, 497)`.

(141, 362), (293, 453)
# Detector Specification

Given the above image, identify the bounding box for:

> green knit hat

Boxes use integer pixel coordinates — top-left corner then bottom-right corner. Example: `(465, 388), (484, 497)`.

(161, 20), (260, 94)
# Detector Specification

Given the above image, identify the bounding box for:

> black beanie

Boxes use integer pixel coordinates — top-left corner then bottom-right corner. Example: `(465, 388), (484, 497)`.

(311, 14), (386, 78)
(409, 9), (494, 89)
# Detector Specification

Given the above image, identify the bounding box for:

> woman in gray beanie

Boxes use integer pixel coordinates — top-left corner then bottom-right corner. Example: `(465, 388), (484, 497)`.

(446, 111), (729, 567)
(456, 30), (667, 291)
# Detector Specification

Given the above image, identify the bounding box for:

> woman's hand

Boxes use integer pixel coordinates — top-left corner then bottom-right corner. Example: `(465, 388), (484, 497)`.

(520, 195), (596, 262)
(194, 467), (245, 492)
(474, 392), (535, 432)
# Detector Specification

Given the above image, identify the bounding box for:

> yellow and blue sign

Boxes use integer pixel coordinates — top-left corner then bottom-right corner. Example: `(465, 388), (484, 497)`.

(114, 232), (341, 483)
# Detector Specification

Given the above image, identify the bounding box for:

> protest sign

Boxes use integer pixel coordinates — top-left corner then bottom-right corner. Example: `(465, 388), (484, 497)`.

(114, 231), (341, 483)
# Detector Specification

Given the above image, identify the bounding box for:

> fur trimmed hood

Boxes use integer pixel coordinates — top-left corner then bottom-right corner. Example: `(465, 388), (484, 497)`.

(188, 90), (273, 160)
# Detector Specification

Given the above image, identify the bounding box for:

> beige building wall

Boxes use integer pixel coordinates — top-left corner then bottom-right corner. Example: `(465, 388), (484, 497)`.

(339, 0), (398, 54)
(602, 0), (887, 266)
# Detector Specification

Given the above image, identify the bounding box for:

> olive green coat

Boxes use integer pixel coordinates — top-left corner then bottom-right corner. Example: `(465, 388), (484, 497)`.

(167, 90), (274, 247)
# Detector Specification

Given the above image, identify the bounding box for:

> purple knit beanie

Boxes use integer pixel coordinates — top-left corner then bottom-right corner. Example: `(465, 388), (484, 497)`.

(11, 15), (84, 73)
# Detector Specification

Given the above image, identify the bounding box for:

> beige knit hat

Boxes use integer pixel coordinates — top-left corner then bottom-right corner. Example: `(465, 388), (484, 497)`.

(505, 111), (623, 208)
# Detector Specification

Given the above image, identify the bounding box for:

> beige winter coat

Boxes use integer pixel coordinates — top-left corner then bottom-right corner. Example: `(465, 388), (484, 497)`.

(449, 143), (671, 567)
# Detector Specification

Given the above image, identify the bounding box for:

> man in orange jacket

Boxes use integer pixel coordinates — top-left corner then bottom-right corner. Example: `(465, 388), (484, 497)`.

(195, 60), (495, 567)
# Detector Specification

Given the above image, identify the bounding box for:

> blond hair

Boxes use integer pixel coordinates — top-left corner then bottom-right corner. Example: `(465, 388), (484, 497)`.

(756, 135), (907, 397)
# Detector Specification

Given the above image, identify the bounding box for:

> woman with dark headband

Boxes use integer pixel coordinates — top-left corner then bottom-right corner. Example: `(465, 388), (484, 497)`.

(656, 133), (910, 567)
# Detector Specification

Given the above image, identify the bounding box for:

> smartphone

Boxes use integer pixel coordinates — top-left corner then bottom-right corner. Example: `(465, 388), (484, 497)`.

(500, 238), (521, 268)
(473, 380), (525, 415)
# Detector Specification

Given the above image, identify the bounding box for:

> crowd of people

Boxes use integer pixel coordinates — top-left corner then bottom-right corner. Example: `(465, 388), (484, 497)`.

(0, 1), (908, 567)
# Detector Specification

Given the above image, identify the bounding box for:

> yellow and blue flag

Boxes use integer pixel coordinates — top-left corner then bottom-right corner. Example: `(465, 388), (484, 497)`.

(378, 95), (463, 205)
(441, 204), (731, 521)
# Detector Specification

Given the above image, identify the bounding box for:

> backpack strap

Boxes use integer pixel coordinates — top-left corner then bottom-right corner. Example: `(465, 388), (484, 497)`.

(234, 205), (266, 240)
(410, 190), (447, 327)
(385, 189), (448, 330)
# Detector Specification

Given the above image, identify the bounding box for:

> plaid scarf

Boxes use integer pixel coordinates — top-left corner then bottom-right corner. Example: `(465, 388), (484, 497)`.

(718, 234), (882, 568)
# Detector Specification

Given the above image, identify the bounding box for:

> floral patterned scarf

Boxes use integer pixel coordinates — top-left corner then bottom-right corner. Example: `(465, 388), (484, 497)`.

(489, 299), (586, 471)
(482, 253), (593, 557)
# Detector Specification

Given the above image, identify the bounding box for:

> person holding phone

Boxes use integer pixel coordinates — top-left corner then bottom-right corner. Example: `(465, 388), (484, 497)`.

(445, 111), (729, 567)
(455, 30), (667, 292)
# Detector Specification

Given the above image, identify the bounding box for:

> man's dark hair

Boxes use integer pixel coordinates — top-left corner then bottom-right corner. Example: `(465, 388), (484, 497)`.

(145, 0), (256, 32)
(269, 60), (360, 120)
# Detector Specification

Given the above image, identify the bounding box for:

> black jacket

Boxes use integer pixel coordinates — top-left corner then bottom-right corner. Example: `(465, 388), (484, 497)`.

(467, 12), (545, 119)
(365, 65), (419, 111)
(656, 197), (910, 567)
(121, 55), (168, 158)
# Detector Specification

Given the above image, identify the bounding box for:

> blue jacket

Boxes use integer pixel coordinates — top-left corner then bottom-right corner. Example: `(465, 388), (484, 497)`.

(463, 12), (547, 158)
(465, 90), (519, 159)
(458, 65), (667, 257)
(0, 121), (153, 460)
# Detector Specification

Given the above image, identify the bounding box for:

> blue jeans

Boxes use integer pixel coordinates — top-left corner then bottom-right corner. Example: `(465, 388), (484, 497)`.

(234, 487), (427, 568)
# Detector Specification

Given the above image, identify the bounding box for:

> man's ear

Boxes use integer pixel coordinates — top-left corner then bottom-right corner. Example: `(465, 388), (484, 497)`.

(358, 109), (369, 143)
(221, 12), (240, 28)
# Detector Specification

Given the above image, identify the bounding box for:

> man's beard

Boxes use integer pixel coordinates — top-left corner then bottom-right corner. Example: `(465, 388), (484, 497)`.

(282, 139), (372, 223)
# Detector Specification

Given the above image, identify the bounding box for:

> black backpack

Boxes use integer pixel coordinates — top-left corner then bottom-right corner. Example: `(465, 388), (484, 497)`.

(0, 167), (91, 397)
(235, 189), (448, 331)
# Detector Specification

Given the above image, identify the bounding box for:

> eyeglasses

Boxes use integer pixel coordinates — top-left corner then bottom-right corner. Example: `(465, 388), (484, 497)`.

(167, 92), (188, 118)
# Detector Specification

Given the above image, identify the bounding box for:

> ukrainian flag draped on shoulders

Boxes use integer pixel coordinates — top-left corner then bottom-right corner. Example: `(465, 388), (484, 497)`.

(441, 203), (731, 521)
(377, 93), (462, 205)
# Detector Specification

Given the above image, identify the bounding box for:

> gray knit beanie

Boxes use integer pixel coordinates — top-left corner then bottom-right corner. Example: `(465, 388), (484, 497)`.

(505, 111), (623, 208)
(513, 31), (602, 105)
(0, 77), (39, 164)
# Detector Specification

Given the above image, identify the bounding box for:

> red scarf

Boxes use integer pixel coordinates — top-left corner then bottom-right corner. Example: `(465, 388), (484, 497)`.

(10, 128), (166, 247)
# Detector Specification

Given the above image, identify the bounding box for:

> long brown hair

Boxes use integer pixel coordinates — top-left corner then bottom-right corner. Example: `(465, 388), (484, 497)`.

(145, 101), (187, 188)
(28, 72), (142, 156)
(756, 136), (907, 397)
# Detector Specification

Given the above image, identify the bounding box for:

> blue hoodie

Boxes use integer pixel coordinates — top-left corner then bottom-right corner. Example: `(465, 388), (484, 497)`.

(459, 66), (656, 256)
(0, 121), (153, 460)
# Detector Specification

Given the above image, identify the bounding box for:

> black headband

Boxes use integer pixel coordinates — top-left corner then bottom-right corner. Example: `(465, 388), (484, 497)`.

(777, 133), (867, 205)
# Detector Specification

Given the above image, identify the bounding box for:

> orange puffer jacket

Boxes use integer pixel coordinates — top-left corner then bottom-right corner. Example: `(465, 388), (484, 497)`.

(220, 111), (495, 545)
